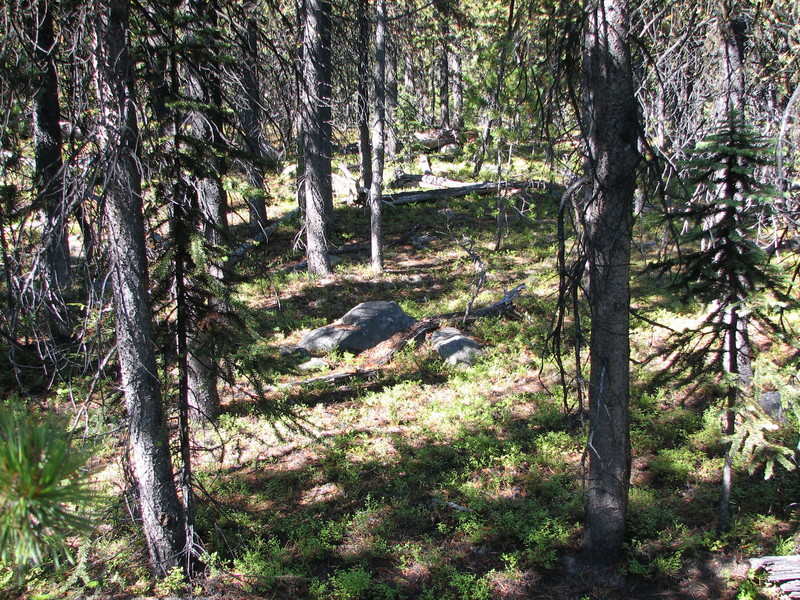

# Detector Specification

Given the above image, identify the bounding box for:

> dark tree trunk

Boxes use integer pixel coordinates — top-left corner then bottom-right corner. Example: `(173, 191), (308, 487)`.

(438, 22), (450, 129)
(385, 40), (398, 158)
(182, 0), (228, 424)
(239, 2), (272, 234)
(449, 40), (464, 130)
(580, 0), (639, 574)
(356, 0), (372, 194)
(301, 0), (333, 276)
(27, 0), (72, 326)
(96, 0), (186, 576)
(369, 0), (386, 273)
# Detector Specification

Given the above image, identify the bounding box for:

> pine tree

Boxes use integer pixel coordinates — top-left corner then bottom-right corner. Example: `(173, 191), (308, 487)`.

(659, 110), (794, 532)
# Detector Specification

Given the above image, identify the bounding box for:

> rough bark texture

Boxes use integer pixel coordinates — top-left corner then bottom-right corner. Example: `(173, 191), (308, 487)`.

(27, 0), (72, 311)
(356, 0), (373, 193)
(581, 0), (639, 573)
(183, 0), (228, 422)
(385, 41), (398, 158)
(438, 21), (450, 129)
(96, 0), (185, 576)
(715, 8), (747, 119)
(369, 0), (386, 273)
(239, 1), (272, 233)
(301, 0), (333, 276)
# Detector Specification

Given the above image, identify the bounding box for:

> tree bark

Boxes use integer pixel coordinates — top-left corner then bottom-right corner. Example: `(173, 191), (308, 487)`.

(715, 6), (747, 119)
(182, 0), (228, 423)
(438, 21), (450, 129)
(449, 39), (464, 130)
(27, 0), (72, 328)
(239, 2), (273, 234)
(580, 0), (639, 573)
(385, 40), (398, 158)
(96, 0), (185, 576)
(301, 0), (333, 276)
(369, 0), (386, 273)
(356, 0), (372, 194)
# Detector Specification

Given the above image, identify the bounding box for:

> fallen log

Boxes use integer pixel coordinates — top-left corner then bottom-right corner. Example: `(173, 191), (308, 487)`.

(413, 128), (458, 150)
(750, 556), (800, 599)
(389, 172), (466, 189)
(384, 180), (561, 206)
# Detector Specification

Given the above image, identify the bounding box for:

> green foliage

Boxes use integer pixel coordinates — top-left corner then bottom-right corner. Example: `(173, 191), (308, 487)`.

(153, 566), (186, 596)
(728, 402), (797, 480)
(661, 111), (786, 307)
(311, 566), (375, 600)
(0, 397), (96, 576)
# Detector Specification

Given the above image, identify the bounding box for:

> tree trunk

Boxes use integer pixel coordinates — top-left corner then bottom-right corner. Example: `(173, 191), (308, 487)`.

(449, 40), (464, 130)
(96, 0), (186, 576)
(580, 0), (639, 574)
(182, 0), (228, 423)
(239, 3), (271, 234)
(356, 0), (372, 194)
(714, 10), (751, 532)
(369, 0), (386, 273)
(301, 0), (333, 276)
(385, 40), (398, 158)
(27, 0), (72, 330)
(715, 7), (747, 119)
(438, 21), (450, 129)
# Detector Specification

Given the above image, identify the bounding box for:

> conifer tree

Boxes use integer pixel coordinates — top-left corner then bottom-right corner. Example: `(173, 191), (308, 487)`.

(659, 110), (793, 532)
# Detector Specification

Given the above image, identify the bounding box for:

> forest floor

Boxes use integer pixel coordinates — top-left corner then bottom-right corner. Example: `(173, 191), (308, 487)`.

(10, 151), (800, 600)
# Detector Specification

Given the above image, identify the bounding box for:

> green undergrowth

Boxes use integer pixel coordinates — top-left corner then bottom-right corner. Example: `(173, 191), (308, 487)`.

(6, 153), (799, 600)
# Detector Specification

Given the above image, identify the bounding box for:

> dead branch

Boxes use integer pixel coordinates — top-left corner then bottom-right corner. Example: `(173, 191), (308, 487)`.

(389, 172), (468, 189)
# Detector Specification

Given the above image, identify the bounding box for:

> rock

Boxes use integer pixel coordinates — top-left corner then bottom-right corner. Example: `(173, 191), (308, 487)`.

(298, 301), (417, 354)
(298, 357), (330, 371)
(430, 327), (483, 366)
(440, 143), (461, 157)
(759, 391), (784, 421)
(280, 345), (312, 359)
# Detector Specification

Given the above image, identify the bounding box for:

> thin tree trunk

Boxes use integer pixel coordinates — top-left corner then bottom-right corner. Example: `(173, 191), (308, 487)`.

(302, 0), (333, 276)
(438, 21), (450, 129)
(182, 0), (227, 423)
(239, 2), (271, 234)
(581, 0), (639, 574)
(714, 9), (751, 532)
(27, 0), (72, 332)
(171, 182), (199, 570)
(385, 40), (398, 158)
(715, 7), (747, 119)
(356, 0), (372, 195)
(449, 40), (464, 130)
(369, 0), (386, 273)
(96, 0), (185, 576)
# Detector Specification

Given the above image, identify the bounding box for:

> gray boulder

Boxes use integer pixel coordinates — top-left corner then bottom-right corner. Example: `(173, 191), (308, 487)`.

(298, 301), (416, 353)
(759, 391), (785, 422)
(431, 327), (484, 366)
